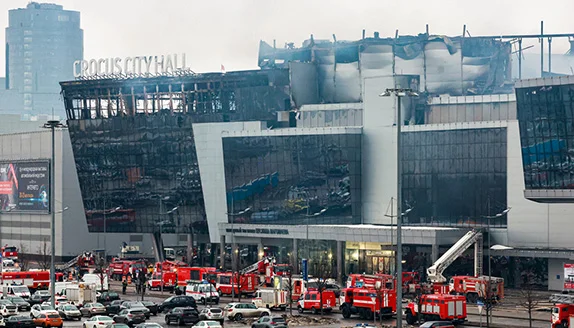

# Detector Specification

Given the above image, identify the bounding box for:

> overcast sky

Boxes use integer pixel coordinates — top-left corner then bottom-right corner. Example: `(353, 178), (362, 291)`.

(0, 0), (572, 74)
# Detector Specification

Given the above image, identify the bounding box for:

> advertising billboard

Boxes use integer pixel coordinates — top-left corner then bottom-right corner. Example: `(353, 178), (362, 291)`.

(564, 264), (574, 290)
(0, 161), (50, 212)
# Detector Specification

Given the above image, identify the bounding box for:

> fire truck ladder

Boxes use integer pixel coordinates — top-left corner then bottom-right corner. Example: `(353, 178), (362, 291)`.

(61, 254), (81, 270)
(427, 229), (483, 283)
(550, 294), (574, 304)
(240, 257), (274, 275)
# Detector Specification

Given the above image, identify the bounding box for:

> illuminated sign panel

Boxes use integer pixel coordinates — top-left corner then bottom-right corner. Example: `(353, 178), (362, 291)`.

(73, 53), (189, 78)
(0, 160), (50, 213)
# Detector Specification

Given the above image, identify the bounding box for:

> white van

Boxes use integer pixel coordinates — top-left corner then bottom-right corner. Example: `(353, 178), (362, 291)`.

(185, 282), (219, 305)
(2, 285), (31, 299)
(82, 274), (109, 291)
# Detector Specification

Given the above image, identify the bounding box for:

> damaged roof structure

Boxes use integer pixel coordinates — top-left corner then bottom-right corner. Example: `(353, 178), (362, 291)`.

(259, 32), (513, 106)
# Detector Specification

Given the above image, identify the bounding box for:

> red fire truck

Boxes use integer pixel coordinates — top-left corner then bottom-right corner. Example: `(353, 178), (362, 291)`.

(1, 245), (18, 260)
(405, 294), (467, 325)
(155, 260), (187, 273)
(215, 272), (258, 296)
(449, 276), (504, 303)
(339, 287), (396, 320)
(346, 273), (395, 289)
(297, 289), (336, 314)
(108, 258), (147, 280)
(1, 271), (64, 290)
(401, 271), (433, 294)
(147, 272), (177, 290)
(550, 294), (574, 328)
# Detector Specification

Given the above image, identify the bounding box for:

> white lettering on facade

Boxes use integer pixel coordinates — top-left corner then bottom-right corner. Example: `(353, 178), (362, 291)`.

(73, 54), (189, 78)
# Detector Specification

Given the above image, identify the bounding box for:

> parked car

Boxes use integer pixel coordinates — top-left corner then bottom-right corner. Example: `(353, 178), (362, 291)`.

(225, 303), (271, 321)
(113, 308), (146, 326)
(134, 323), (163, 328)
(82, 315), (114, 328)
(0, 300), (17, 317)
(57, 303), (82, 320)
(0, 315), (4, 326)
(31, 304), (53, 318)
(32, 310), (63, 328)
(81, 303), (107, 317)
(251, 316), (288, 328)
(164, 307), (199, 326)
(121, 302), (150, 319)
(45, 296), (68, 306)
(419, 322), (456, 328)
(105, 324), (130, 328)
(106, 300), (124, 316)
(97, 292), (120, 305)
(4, 314), (35, 327)
(196, 320), (223, 327)
(158, 296), (197, 313)
(6, 296), (30, 311)
(29, 292), (50, 305)
(140, 301), (158, 316)
(198, 307), (224, 324)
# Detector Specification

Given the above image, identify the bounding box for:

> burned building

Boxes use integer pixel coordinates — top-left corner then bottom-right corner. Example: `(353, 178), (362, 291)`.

(61, 70), (290, 240)
(259, 34), (513, 107)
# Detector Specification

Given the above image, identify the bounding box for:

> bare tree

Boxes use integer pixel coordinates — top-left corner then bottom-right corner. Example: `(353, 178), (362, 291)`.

(94, 256), (108, 293)
(37, 238), (50, 270)
(519, 274), (540, 328)
(315, 259), (334, 315)
(284, 268), (295, 315)
(18, 243), (30, 271)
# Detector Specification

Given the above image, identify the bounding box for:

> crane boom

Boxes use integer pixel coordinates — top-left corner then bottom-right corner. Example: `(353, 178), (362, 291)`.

(427, 229), (482, 283)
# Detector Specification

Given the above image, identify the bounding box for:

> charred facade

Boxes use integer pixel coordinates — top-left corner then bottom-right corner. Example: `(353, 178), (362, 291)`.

(61, 70), (291, 234)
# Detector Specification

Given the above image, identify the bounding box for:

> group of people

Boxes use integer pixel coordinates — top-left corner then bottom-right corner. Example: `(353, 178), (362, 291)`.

(122, 269), (148, 295)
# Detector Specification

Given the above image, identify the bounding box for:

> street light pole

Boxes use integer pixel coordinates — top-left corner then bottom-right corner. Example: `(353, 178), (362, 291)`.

(43, 120), (65, 308)
(380, 88), (418, 328)
(481, 199), (510, 328)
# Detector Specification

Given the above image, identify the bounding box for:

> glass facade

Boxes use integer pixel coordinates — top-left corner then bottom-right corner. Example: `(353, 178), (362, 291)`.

(222, 134), (361, 225)
(401, 128), (508, 226)
(68, 114), (205, 234)
(516, 84), (574, 189)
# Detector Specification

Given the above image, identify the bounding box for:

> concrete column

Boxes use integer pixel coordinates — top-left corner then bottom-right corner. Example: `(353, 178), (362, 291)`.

(219, 235), (226, 270)
(292, 239), (299, 274)
(258, 241), (264, 260)
(336, 241), (343, 285)
(431, 242), (440, 263)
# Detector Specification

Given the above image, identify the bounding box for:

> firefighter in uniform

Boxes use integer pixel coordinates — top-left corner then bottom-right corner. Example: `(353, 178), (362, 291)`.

(122, 276), (128, 295)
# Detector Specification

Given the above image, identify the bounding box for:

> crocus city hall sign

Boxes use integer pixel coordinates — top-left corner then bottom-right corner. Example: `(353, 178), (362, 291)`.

(73, 53), (190, 78)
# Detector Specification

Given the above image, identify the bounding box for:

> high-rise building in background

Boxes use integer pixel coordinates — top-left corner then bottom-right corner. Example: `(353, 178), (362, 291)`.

(5, 2), (82, 117)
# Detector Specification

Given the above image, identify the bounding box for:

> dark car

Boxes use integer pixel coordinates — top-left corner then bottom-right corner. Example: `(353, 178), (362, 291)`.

(5, 315), (35, 328)
(164, 307), (199, 326)
(113, 308), (146, 326)
(29, 293), (50, 305)
(6, 296), (30, 311)
(158, 296), (197, 313)
(121, 302), (150, 319)
(251, 315), (288, 328)
(98, 292), (121, 305)
(106, 300), (125, 315)
(140, 301), (158, 316)
(419, 322), (456, 328)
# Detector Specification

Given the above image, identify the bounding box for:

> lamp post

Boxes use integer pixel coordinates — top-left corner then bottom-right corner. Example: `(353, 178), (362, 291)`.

(43, 120), (66, 308)
(380, 88), (418, 327)
(157, 204), (178, 295)
(481, 200), (510, 328)
(226, 206), (250, 302)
